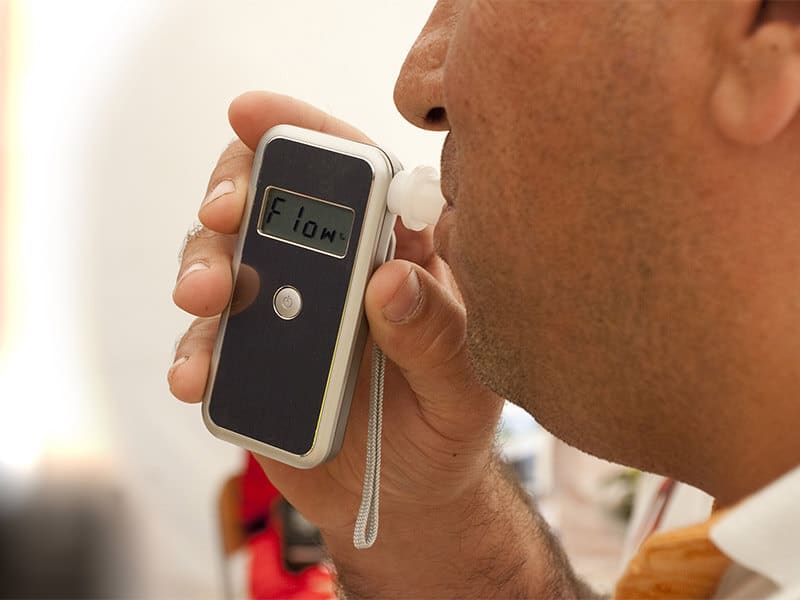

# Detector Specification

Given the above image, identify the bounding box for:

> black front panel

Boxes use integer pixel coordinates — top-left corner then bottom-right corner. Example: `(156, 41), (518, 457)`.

(209, 137), (373, 455)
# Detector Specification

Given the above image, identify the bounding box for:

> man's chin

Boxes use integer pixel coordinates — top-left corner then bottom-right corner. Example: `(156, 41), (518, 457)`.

(465, 322), (526, 406)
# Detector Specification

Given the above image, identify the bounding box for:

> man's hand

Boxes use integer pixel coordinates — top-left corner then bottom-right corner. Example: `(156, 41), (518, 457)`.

(169, 91), (590, 598)
(169, 89), (502, 527)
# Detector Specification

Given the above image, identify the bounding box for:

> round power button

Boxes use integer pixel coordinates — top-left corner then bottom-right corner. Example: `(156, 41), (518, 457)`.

(273, 286), (302, 320)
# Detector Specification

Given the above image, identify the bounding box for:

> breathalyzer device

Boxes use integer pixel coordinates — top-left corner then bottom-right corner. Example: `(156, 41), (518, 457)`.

(203, 124), (444, 469)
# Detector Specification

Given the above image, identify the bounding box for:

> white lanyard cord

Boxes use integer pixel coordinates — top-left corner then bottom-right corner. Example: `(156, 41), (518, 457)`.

(353, 343), (384, 549)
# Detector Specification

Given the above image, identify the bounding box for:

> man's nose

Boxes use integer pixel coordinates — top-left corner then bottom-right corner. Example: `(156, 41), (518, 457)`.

(393, 1), (454, 131)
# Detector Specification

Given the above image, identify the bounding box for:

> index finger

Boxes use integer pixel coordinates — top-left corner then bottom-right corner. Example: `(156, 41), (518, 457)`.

(229, 91), (372, 150)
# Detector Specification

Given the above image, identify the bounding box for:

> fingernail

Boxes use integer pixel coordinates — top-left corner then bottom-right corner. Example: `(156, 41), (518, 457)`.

(171, 355), (189, 370)
(168, 355), (189, 383)
(176, 261), (209, 285)
(202, 179), (235, 208)
(383, 269), (422, 323)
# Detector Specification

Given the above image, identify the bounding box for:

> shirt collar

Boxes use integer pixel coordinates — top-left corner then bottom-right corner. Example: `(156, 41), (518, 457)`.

(710, 463), (800, 589)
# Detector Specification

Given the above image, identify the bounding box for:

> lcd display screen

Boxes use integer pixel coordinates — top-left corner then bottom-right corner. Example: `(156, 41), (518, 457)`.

(257, 187), (355, 258)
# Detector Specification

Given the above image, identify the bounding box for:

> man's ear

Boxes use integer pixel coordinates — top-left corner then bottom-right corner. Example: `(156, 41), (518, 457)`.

(711, 5), (800, 146)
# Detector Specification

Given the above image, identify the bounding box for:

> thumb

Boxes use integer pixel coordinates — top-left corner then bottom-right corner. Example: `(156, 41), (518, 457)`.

(365, 260), (497, 422)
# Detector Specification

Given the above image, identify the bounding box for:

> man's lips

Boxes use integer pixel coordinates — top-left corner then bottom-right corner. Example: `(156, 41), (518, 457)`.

(440, 132), (457, 208)
(433, 201), (454, 262)
(433, 133), (457, 262)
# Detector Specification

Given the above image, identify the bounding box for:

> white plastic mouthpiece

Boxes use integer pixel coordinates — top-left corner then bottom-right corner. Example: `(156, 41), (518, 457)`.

(387, 166), (446, 231)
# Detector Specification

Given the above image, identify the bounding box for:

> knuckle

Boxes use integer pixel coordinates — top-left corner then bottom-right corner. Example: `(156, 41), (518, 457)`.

(181, 230), (221, 263)
(214, 139), (253, 175)
(179, 225), (217, 264)
(177, 318), (218, 350)
(203, 140), (253, 197)
(179, 241), (206, 267)
(393, 295), (467, 368)
(191, 228), (217, 244)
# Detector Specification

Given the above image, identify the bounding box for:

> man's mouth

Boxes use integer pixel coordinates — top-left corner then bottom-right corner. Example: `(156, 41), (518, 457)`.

(440, 132), (457, 208)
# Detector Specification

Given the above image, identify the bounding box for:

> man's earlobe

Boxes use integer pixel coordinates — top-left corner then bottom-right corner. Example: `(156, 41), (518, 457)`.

(711, 23), (800, 145)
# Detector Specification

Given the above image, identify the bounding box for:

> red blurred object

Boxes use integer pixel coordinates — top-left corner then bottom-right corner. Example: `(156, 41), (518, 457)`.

(240, 453), (334, 600)
(248, 529), (334, 600)
(240, 453), (280, 525)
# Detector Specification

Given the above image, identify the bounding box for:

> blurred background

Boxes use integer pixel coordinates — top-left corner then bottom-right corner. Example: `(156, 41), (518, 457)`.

(1, 1), (676, 597)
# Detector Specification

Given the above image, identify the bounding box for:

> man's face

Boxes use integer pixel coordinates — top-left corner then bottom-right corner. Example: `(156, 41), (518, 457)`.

(396, 0), (756, 477)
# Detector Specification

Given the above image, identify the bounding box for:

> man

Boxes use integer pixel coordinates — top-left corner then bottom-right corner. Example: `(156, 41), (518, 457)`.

(169, 1), (800, 597)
